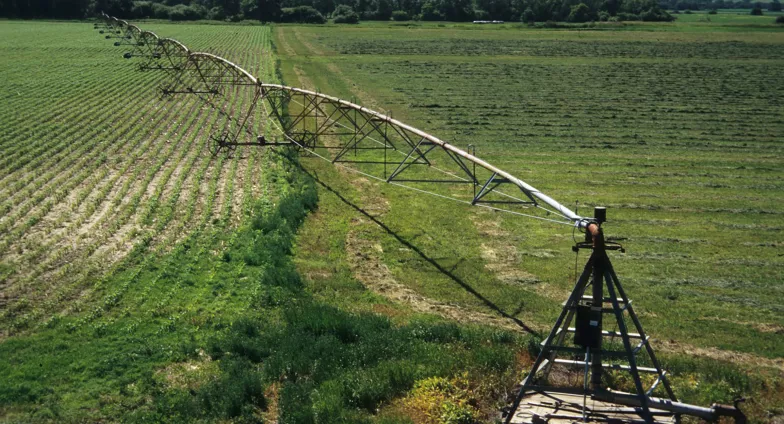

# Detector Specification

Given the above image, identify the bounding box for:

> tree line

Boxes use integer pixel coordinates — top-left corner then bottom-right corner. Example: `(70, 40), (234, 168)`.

(4, 0), (775, 24)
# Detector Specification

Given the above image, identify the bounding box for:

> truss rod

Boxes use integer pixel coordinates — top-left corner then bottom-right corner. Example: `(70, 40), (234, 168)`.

(282, 95), (550, 209)
(260, 102), (575, 226)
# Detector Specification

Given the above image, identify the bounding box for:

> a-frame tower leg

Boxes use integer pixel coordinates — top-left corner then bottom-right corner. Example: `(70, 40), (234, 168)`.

(505, 207), (676, 424)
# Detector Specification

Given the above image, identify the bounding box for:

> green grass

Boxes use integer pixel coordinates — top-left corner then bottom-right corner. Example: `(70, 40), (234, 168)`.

(1, 18), (783, 423)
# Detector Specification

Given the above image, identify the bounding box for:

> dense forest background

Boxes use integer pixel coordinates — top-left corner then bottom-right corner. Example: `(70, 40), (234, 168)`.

(0, 0), (780, 37)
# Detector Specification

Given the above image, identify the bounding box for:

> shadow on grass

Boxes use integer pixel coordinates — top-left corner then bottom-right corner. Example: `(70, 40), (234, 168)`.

(288, 157), (539, 336)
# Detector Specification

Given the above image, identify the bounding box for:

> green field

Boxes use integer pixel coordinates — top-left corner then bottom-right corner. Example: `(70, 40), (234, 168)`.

(0, 17), (783, 423)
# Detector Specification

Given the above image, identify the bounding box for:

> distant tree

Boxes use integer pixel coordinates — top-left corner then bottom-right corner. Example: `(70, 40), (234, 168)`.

(89, 0), (133, 18)
(475, 0), (511, 19)
(473, 8), (489, 18)
(438, 0), (474, 21)
(168, 3), (207, 19)
(769, 0), (781, 11)
(332, 3), (359, 21)
(310, 0), (333, 15)
(151, 2), (171, 17)
(419, 1), (442, 19)
(521, 6), (534, 21)
(131, 1), (154, 17)
(374, 0), (394, 19)
(257, 0), (282, 21)
(222, 0), (241, 17)
(52, 0), (92, 18)
(567, 2), (591, 21)
(603, 0), (619, 15)
(749, 6), (762, 14)
(207, 6), (226, 19)
(241, 0), (259, 18)
(776, 14), (784, 22)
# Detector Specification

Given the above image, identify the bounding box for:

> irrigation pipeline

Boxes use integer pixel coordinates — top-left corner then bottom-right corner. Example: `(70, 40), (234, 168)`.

(93, 14), (749, 423)
(93, 12), (595, 233)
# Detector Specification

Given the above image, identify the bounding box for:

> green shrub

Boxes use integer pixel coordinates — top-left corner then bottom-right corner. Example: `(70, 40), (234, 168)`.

(472, 345), (514, 372)
(392, 10), (410, 20)
(406, 320), (461, 343)
(339, 362), (417, 411)
(440, 400), (476, 424)
(333, 13), (359, 23)
(420, 2), (443, 20)
(279, 6), (326, 23)
(279, 381), (316, 423)
(333, 5), (360, 23)
(776, 15), (784, 23)
(640, 7), (674, 21)
(750, 7), (763, 15)
(617, 12), (641, 20)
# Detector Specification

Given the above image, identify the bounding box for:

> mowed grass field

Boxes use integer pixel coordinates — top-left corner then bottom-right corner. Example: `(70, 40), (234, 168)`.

(277, 19), (784, 419)
(280, 20), (784, 352)
(0, 17), (782, 423)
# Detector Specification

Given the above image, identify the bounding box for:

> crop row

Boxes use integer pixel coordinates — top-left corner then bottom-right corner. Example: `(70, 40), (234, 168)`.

(0, 23), (278, 335)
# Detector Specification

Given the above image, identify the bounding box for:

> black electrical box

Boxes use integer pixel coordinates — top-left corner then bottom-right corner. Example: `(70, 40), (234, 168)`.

(574, 301), (602, 348)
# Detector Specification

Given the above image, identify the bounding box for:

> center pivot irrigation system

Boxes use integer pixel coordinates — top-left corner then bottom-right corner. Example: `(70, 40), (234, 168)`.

(93, 14), (746, 423)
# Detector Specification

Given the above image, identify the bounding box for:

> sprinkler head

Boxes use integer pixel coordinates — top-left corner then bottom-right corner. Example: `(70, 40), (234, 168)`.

(594, 207), (606, 224)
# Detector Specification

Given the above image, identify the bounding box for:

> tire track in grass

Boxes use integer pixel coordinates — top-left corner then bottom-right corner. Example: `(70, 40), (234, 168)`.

(279, 39), (534, 332)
